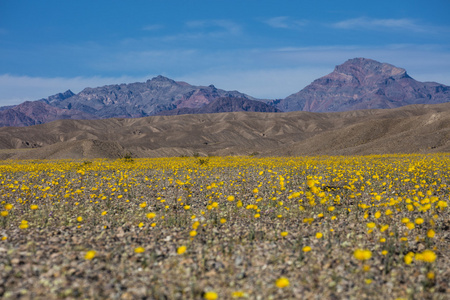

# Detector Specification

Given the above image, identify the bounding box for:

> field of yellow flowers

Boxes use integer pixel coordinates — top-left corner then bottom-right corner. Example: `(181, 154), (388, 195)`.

(0, 155), (449, 299)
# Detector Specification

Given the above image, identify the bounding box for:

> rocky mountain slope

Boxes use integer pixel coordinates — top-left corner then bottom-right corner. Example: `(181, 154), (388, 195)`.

(156, 97), (280, 115)
(0, 76), (258, 127)
(271, 58), (450, 112)
(47, 76), (258, 118)
(1, 102), (449, 160)
(0, 101), (97, 127)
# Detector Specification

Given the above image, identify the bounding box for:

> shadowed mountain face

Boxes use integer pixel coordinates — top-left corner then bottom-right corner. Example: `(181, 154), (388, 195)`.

(40, 90), (76, 105)
(156, 97), (281, 115)
(271, 58), (450, 112)
(1, 102), (449, 160)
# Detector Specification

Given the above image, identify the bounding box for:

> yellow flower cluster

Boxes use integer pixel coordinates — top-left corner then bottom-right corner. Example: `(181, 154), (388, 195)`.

(0, 153), (448, 297)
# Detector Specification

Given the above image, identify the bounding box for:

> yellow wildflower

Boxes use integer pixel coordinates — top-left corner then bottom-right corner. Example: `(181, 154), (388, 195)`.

(437, 200), (447, 209)
(85, 250), (96, 260)
(19, 220), (29, 229)
(354, 249), (372, 261)
(302, 246), (312, 252)
(380, 224), (389, 232)
(177, 245), (187, 255)
(415, 218), (424, 225)
(232, 291), (245, 298)
(366, 222), (376, 229)
(204, 291), (218, 300)
(406, 222), (415, 230)
(404, 252), (414, 265)
(415, 250), (437, 263)
(275, 277), (290, 288)
(134, 247), (145, 253)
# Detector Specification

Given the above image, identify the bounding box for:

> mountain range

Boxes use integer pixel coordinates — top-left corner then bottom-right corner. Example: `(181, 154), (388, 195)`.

(0, 76), (256, 127)
(0, 57), (449, 127)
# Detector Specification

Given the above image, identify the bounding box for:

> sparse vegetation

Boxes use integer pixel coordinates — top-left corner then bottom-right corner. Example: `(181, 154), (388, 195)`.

(197, 157), (209, 166)
(0, 154), (448, 299)
(122, 152), (134, 162)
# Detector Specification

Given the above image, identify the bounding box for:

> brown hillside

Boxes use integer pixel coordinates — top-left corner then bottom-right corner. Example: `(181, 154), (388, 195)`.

(0, 102), (449, 159)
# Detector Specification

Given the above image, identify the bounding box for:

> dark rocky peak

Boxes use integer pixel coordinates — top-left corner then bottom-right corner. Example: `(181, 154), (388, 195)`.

(57, 90), (75, 99)
(334, 58), (408, 84)
(148, 75), (177, 84)
(145, 75), (180, 90)
(40, 90), (75, 104)
(275, 57), (450, 113)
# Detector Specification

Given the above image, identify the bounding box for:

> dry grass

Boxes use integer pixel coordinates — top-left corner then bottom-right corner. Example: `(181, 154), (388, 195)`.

(0, 155), (449, 299)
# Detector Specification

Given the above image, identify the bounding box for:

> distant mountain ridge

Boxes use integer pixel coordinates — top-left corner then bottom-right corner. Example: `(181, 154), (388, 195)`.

(0, 76), (260, 127)
(40, 89), (76, 105)
(271, 58), (450, 112)
(46, 75), (258, 119)
(0, 101), (98, 127)
(156, 97), (280, 116)
(1, 58), (450, 127)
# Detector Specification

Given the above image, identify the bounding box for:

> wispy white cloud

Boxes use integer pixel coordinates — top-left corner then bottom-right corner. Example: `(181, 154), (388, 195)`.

(264, 16), (290, 29)
(332, 17), (437, 33)
(263, 16), (308, 29)
(142, 24), (164, 31)
(132, 19), (243, 44)
(91, 48), (200, 73)
(185, 19), (241, 35)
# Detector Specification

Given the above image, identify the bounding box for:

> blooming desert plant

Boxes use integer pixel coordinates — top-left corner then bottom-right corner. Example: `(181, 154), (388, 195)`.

(0, 154), (448, 299)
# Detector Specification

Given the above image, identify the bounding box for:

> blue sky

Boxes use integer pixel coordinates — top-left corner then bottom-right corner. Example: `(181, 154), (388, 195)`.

(1, 0), (450, 106)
